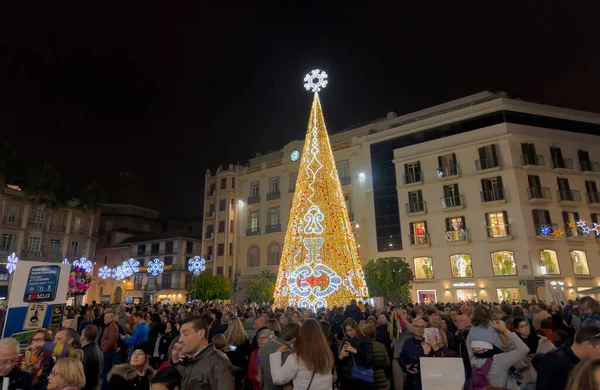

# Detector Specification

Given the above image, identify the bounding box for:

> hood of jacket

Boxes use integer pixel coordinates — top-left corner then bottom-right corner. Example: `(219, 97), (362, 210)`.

(108, 364), (155, 382)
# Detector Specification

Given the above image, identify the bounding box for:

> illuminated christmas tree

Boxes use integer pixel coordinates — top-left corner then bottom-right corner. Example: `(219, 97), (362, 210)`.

(273, 70), (369, 310)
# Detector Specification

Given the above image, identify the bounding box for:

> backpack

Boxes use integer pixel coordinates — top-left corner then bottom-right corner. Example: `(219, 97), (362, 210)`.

(469, 358), (493, 390)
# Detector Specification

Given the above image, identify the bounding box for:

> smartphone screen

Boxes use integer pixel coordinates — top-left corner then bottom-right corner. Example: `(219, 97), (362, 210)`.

(229, 345), (237, 351)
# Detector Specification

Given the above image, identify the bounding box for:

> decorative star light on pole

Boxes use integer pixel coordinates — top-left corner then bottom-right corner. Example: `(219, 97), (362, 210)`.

(188, 256), (206, 276)
(147, 258), (164, 277)
(98, 266), (112, 280)
(73, 257), (93, 273)
(303, 69), (328, 93)
(62, 259), (70, 265)
(6, 252), (18, 274)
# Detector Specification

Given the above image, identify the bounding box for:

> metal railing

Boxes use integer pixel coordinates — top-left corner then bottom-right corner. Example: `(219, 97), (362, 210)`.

(486, 224), (512, 238)
(480, 189), (506, 203)
(70, 226), (88, 235)
(246, 227), (261, 236)
(535, 223), (560, 237)
(557, 189), (581, 202)
(1, 217), (21, 227)
(445, 230), (469, 242)
(586, 192), (600, 204)
(402, 172), (423, 185)
(521, 154), (545, 167)
(340, 176), (352, 186)
(49, 224), (65, 232)
(436, 165), (459, 178)
(551, 157), (574, 170)
(28, 220), (45, 229)
(266, 224), (281, 233)
(25, 249), (43, 259)
(475, 157), (499, 170)
(527, 187), (551, 200)
(406, 201), (426, 214)
(206, 190), (216, 197)
(204, 232), (214, 240)
(579, 160), (600, 173)
(441, 195), (463, 209)
(408, 234), (430, 245)
(248, 195), (261, 204)
(204, 211), (215, 218)
(267, 191), (280, 200)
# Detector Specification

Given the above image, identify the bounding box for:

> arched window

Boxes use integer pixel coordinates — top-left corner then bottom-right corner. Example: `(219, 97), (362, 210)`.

(414, 257), (434, 279)
(571, 250), (590, 275)
(269, 244), (280, 265)
(248, 246), (260, 267)
(491, 251), (517, 276)
(450, 254), (473, 278)
(539, 249), (560, 275)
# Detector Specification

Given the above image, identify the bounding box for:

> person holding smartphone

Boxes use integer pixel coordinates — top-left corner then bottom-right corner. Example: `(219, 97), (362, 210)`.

(336, 318), (373, 389)
(399, 318), (444, 390)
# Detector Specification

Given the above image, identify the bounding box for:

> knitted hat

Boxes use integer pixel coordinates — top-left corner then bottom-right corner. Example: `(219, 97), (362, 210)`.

(133, 342), (153, 356)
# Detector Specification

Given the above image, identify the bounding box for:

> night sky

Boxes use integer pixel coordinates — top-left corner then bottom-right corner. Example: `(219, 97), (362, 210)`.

(2, 2), (599, 218)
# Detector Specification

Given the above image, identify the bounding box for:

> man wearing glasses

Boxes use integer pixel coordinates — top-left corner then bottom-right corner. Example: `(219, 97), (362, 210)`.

(537, 324), (600, 390)
(0, 337), (32, 390)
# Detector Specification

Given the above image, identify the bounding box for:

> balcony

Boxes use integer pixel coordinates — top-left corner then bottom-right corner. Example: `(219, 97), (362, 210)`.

(340, 176), (352, 186)
(579, 160), (600, 174)
(480, 189), (506, 204)
(408, 234), (430, 248)
(206, 190), (216, 198)
(205, 255), (213, 262)
(204, 211), (215, 219)
(475, 157), (499, 171)
(70, 226), (88, 235)
(551, 157), (574, 171)
(535, 224), (560, 239)
(49, 223), (65, 233)
(565, 227), (586, 241)
(557, 189), (581, 204)
(405, 201), (427, 215)
(248, 195), (261, 205)
(1, 217), (22, 227)
(47, 252), (62, 260)
(24, 249), (43, 259)
(445, 229), (469, 245)
(586, 192), (600, 206)
(486, 224), (512, 241)
(267, 191), (281, 201)
(521, 154), (545, 168)
(266, 224), (281, 233)
(204, 232), (214, 240)
(28, 220), (45, 229)
(402, 172), (423, 186)
(441, 195), (464, 210)
(527, 187), (551, 202)
(436, 165), (459, 179)
(246, 227), (261, 236)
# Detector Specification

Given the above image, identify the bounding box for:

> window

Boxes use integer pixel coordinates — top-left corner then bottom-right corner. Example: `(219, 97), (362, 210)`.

(497, 288), (521, 303)
(186, 242), (193, 254)
(445, 217), (467, 241)
(219, 198), (226, 211)
(137, 258), (145, 267)
(407, 190), (424, 213)
(217, 267), (223, 275)
(0, 234), (13, 252)
(221, 178), (227, 189)
(557, 178), (572, 201)
(337, 161), (350, 179)
(481, 177), (504, 202)
(477, 144), (498, 170)
(521, 143), (539, 165)
(403, 161), (422, 183)
(414, 257), (434, 279)
(218, 244), (224, 256)
(151, 243), (159, 255)
(7, 205), (20, 224)
(268, 208), (280, 226)
(163, 256), (173, 266)
(456, 289), (477, 301)
(48, 239), (60, 256)
(165, 242), (173, 254)
(185, 273), (192, 288)
(231, 177), (235, 189)
(442, 184), (461, 207)
(571, 250), (590, 275)
(69, 241), (79, 257)
(269, 244), (280, 265)
(290, 172), (298, 192)
(270, 177), (280, 193)
(586, 181), (600, 203)
(251, 183), (260, 197)
(450, 254), (473, 278)
(249, 212), (259, 230)
(486, 211), (510, 237)
(52, 214), (65, 230)
(550, 147), (567, 168)
(249, 247), (259, 267)
(209, 183), (216, 194)
(208, 203), (215, 214)
(137, 245), (146, 256)
(206, 224), (214, 235)
(437, 153), (458, 177)
(134, 275), (143, 290)
(540, 249), (560, 275)
(230, 220), (234, 232)
(579, 149), (593, 171)
(32, 212), (45, 229)
(563, 211), (581, 237)
(207, 246), (213, 256)
(162, 273), (172, 288)
(491, 251), (517, 276)
(409, 221), (427, 244)
(229, 243), (233, 256)
(218, 221), (225, 233)
(73, 217), (84, 231)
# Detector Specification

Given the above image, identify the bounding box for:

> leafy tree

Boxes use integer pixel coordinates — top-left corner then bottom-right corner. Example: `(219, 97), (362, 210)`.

(246, 270), (276, 304)
(22, 161), (66, 207)
(363, 257), (414, 303)
(76, 181), (106, 211)
(188, 272), (231, 301)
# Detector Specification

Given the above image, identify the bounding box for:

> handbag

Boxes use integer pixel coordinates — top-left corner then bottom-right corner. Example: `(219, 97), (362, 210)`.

(351, 354), (374, 383)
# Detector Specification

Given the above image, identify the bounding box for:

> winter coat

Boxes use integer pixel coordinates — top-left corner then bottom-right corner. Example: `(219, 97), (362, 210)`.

(107, 364), (154, 390)
(82, 342), (104, 390)
(1, 366), (33, 390)
(158, 331), (177, 358)
(370, 338), (391, 390)
(337, 335), (373, 381)
(343, 304), (364, 324)
(181, 344), (234, 390)
(375, 325), (392, 359)
(513, 336), (554, 383)
(269, 352), (332, 390)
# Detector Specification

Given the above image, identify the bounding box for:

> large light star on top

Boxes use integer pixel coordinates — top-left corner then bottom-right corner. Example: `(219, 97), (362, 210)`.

(303, 69), (328, 93)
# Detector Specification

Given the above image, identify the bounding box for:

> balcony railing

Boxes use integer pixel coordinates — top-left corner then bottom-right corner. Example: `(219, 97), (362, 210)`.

(204, 232), (214, 240)
(475, 157), (499, 171)
(527, 187), (551, 200)
(49, 223), (65, 232)
(408, 234), (430, 245)
(402, 172), (423, 185)
(480, 189), (506, 203)
(340, 176), (352, 186)
(28, 220), (45, 229)
(557, 189), (581, 202)
(246, 227), (261, 236)
(25, 249), (43, 259)
(579, 160), (600, 173)
(521, 154), (545, 167)
(205, 255), (213, 261)
(436, 165), (459, 178)
(486, 224), (512, 238)
(248, 195), (261, 204)
(47, 252), (62, 260)
(267, 191), (280, 200)
(406, 201), (426, 214)
(266, 224), (281, 233)
(551, 157), (574, 170)
(206, 190), (216, 198)
(70, 226), (88, 235)
(445, 229), (469, 242)
(441, 195), (463, 209)
(205, 211), (215, 218)
(535, 223), (560, 237)
(586, 192), (600, 204)
(1, 217), (22, 227)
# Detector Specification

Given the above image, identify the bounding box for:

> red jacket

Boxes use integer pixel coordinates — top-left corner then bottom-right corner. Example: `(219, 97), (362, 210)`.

(247, 349), (260, 390)
(101, 321), (119, 353)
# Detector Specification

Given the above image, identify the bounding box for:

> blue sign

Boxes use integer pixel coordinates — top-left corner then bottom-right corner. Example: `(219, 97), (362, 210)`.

(23, 265), (60, 303)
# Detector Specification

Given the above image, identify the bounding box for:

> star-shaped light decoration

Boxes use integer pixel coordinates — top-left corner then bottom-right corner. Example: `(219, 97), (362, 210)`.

(539, 225), (552, 236)
(62, 259), (70, 265)
(6, 252), (18, 274)
(147, 258), (164, 276)
(577, 219), (588, 229)
(98, 266), (112, 280)
(582, 225), (592, 235)
(73, 257), (93, 273)
(593, 223), (600, 236)
(303, 69), (328, 93)
(567, 221), (576, 229)
(188, 256), (206, 276)
(553, 229), (564, 238)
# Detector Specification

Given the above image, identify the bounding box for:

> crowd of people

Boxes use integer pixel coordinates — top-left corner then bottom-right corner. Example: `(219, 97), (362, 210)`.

(1, 295), (600, 390)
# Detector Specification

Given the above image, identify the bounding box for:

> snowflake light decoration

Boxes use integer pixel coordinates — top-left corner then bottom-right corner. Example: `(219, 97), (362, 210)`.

(62, 259), (70, 264)
(6, 252), (18, 274)
(539, 225), (552, 236)
(98, 266), (112, 280)
(122, 258), (140, 277)
(112, 266), (125, 281)
(147, 258), (164, 276)
(303, 69), (328, 93)
(188, 256), (206, 276)
(73, 257), (93, 273)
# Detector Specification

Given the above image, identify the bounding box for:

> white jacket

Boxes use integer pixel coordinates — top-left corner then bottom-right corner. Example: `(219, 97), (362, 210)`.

(270, 351), (332, 390)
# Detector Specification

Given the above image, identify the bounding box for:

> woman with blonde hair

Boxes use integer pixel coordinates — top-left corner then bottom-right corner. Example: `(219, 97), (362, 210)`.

(224, 316), (251, 388)
(566, 358), (600, 390)
(47, 357), (86, 390)
(270, 318), (334, 389)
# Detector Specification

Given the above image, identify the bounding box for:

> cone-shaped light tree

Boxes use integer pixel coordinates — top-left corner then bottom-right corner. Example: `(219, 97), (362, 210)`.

(273, 70), (369, 310)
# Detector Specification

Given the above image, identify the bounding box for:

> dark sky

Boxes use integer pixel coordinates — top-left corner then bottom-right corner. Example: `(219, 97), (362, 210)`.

(2, 2), (600, 218)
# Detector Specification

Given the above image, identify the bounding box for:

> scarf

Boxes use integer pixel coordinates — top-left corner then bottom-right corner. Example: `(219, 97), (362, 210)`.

(389, 313), (407, 339)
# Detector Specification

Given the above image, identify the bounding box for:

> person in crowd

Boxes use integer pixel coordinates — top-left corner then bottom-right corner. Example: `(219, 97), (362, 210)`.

(427, 313), (449, 348)
(77, 309), (96, 335)
(211, 312), (229, 338)
(537, 324), (600, 390)
(248, 328), (271, 390)
(107, 343), (154, 389)
(579, 297), (600, 327)
(538, 318), (558, 344)
(344, 299), (364, 324)
(151, 366), (182, 390)
(331, 307), (345, 338)
(338, 318), (374, 389)
(158, 321), (178, 362)
(21, 329), (53, 390)
(267, 319), (282, 338)
(270, 318), (334, 389)
(120, 311), (150, 358)
(455, 314), (471, 383)
(565, 357), (600, 390)
(549, 304), (569, 333)
(532, 304), (551, 330)
(178, 316), (234, 389)
(100, 312), (119, 390)
(157, 338), (184, 373)
(43, 328), (84, 361)
(363, 323), (391, 390)
(440, 317), (457, 348)
(259, 323), (300, 390)
(375, 316), (392, 359)
(47, 357), (86, 390)
(63, 309), (77, 330)
(571, 307), (582, 331)
(0, 337), (32, 390)
(399, 318), (445, 390)
(212, 334), (229, 353)
(511, 317), (555, 383)
(291, 311), (301, 325)
(469, 305), (504, 350)
(148, 314), (163, 345)
(81, 325), (103, 390)
(224, 316), (251, 387)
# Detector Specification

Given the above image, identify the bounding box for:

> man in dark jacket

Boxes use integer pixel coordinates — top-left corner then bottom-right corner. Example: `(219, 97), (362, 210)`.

(179, 316), (234, 390)
(82, 325), (104, 390)
(454, 315), (471, 381)
(399, 318), (444, 390)
(344, 299), (364, 324)
(0, 338), (32, 390)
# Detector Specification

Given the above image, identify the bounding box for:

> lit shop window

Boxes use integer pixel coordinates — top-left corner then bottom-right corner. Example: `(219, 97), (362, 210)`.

(571, 250), (590, 275)
(450, 254), (473, 278)
(539, 249), (561, 275)
(414, 257), (434, 279)
(491, 251), (517, 276)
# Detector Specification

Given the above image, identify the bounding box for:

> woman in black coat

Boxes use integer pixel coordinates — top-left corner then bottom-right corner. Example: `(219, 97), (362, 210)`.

(107, 343), (154, 390)
(337, 318), (374, 390)
(158, 321), (178, 361)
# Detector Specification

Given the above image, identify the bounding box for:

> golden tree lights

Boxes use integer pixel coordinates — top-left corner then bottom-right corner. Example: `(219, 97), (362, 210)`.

(273, 70), (369, 310)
